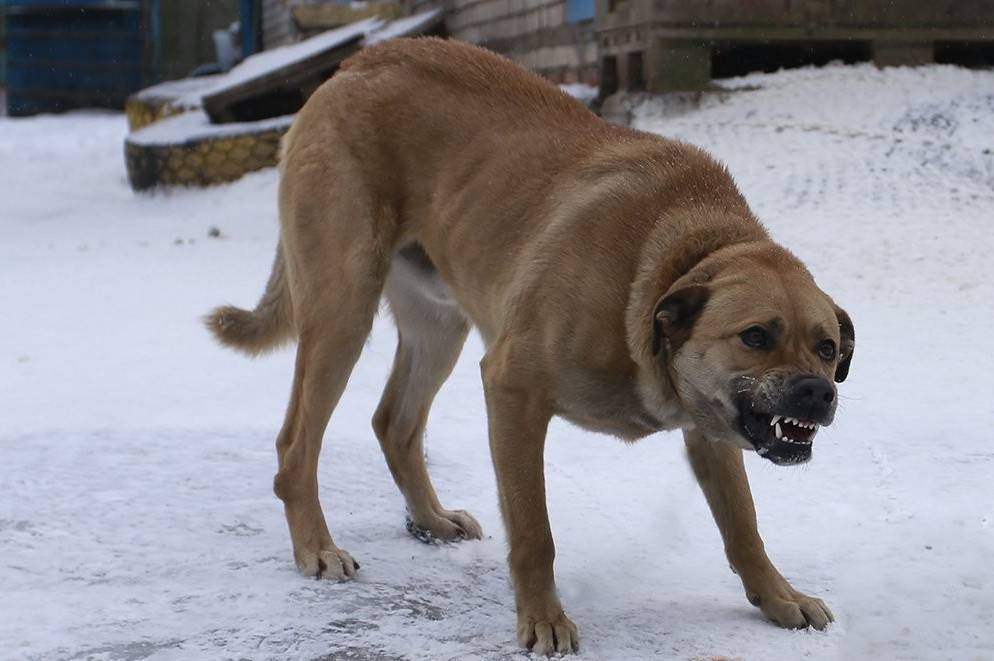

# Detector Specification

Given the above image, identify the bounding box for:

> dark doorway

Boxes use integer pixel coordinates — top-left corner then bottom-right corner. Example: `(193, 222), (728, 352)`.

(711, 41), (872, 79)
(935, 41), (994, 69)
(601, 55), (619, 96)
(627, 51), (646, 91)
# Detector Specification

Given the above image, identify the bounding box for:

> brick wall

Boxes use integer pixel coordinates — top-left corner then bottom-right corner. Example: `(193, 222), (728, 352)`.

(265, 0), (597, 84)
(441, 0), (597, 84)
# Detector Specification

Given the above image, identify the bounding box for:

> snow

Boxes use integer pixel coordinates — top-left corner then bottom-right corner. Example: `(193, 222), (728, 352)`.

(130, 75), (224, 108)
(125, 110), (294, 147)
(560, 83), (598, 104)
(2, 62), (994, 660)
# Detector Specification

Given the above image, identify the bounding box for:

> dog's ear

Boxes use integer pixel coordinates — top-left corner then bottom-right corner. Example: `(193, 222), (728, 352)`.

(834, 305), (855, 383)
(652, 285), (710, 356)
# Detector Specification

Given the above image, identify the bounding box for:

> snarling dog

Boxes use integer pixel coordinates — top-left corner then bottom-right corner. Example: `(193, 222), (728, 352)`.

(207, 38), (854, 655)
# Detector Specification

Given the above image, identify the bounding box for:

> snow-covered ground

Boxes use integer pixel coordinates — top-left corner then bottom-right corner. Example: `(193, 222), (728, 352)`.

(2, 63), (993, 660)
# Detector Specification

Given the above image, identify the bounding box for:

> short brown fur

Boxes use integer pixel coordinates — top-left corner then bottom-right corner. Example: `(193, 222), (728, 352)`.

(207, 38), (853, 655)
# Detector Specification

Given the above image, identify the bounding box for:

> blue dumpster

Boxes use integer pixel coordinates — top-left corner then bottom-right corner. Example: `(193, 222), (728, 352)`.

(6, 0), (155, 116)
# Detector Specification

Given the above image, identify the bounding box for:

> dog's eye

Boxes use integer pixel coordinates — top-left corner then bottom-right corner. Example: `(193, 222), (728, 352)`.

(817, 339), (837, 361)
(739, 326), (770, 349)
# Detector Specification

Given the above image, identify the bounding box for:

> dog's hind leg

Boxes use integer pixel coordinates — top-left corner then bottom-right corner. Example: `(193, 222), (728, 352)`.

(273, 163), (395, 580)
(372, 247), (483, 543)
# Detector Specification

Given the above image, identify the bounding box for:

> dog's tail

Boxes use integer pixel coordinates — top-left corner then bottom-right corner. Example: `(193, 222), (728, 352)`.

(205, 245), (294, 357)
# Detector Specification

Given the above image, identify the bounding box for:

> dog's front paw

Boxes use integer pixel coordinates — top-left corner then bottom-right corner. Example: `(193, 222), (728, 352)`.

(517, 606), (579, 656)
(747, 578), (833, 630)
(295, 545), (360, 581)
(406, 509), (483, 544)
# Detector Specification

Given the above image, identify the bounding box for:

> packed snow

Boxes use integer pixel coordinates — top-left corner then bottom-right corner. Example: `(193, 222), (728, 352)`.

(2, 63), (993, 660)
(126, 110), (295, 147)
(130, 75), (223, 111)
(560, 83), (599, 105)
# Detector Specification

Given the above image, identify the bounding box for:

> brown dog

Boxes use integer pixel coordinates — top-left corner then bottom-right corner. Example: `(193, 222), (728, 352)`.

(207, 37), (854, 655)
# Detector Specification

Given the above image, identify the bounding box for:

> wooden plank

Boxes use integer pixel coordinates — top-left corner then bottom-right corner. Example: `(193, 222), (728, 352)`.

(599, 24), (994, 42)
(201, 20), (377, 123)
(203, 37), (361, 123)
(873, 41), (935, 67)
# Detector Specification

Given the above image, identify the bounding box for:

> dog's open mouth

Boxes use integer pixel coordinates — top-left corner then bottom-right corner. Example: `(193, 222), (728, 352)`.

(741, 409), (819, 465)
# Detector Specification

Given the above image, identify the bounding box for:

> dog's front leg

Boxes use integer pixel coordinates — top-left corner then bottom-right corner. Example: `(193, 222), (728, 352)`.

(683, 428), (834, 630)
(481, 352), (579, 656)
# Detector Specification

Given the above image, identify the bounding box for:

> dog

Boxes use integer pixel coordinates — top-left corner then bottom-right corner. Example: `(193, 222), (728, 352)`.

(207, 37), (854, 655)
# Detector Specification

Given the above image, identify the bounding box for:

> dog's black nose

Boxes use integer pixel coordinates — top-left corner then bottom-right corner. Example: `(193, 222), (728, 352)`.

(789, 376), (835, 420)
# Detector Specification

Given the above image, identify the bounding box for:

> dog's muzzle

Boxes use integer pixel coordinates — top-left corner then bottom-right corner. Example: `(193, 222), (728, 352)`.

(737, 375), (836, 465)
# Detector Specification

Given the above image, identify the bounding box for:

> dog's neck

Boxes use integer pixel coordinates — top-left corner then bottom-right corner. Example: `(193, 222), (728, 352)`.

(624, 208), (768, 424)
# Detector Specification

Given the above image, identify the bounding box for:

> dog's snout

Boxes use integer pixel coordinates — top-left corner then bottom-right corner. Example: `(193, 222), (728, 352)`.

(796, 376), (834, 404)
(789, 376), (835, 420)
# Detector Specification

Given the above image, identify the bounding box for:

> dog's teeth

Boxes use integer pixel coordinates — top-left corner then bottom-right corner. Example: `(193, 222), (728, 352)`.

(770, 415), (782, 426)
(775, 423), (783, 440)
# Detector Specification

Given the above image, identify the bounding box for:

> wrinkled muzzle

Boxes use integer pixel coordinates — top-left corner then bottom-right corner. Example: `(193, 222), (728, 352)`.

(736, 373), (837, 465)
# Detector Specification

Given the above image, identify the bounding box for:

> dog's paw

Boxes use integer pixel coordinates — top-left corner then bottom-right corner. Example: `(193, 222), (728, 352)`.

(748, 580), (833, 630)
(406, 509), (483, 544)
(517, 608), (579, 656)
(295, 546), (360, 581)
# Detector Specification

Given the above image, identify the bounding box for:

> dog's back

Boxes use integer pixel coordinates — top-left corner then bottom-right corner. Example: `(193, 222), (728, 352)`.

(339, 37), (594, 124)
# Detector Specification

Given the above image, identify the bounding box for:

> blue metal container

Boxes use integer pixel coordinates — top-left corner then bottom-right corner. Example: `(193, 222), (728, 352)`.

(6, 0), (155, 116)
(566, 0), (594, 23)
(1, 5), (7, 86)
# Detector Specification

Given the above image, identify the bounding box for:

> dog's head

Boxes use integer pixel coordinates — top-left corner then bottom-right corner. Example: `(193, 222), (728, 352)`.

(652, 244), (854, 465)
